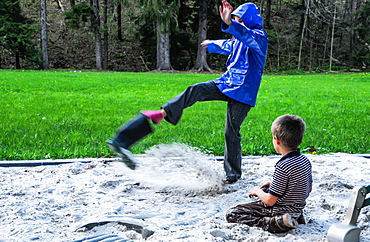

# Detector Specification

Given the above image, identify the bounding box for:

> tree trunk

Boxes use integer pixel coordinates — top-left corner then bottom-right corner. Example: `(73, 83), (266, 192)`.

(259, 0), (264, 14)
(92, 0), (102, 70)
(298, 0), (306, 41)
(265, 0), (272, 28)
(329, 3), (337, 72)
(40, 0), (49, 69)
(156, 19), (172, 71)
(192, 0), (212, 73)
(102, 0), (109, 70)
(298, 0), (309, 70)
(15, 51), (21, 69)
(55, 0), (64, 11)
(323, 24), (330, 67)
(117, 3), (123, 41)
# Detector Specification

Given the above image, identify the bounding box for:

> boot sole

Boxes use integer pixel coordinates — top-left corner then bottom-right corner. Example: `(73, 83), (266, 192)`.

(107, 140), (136, 170)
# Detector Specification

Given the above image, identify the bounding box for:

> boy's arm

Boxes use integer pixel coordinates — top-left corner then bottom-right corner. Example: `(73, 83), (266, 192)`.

(199, 1), (233, 55)
(223, 21), (266, 56)
(202, 39), (233, 55)
(249, 186), (278, 207)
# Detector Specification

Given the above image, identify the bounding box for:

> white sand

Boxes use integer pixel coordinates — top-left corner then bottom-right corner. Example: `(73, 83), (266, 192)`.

(0, 143), (369, 242)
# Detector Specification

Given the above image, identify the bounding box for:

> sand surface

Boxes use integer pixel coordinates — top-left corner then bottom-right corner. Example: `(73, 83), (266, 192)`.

(1, 144), (369, 242)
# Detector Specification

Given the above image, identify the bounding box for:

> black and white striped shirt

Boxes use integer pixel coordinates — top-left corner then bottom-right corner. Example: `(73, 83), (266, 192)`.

(268, 150), (312, 215)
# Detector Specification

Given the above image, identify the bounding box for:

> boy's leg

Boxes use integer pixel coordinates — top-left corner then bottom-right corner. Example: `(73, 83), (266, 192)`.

(161, 81), (227, 125)
(226, 202), (298, 233)
(226, 201), (272, 230)
(224, 99), (251, 182)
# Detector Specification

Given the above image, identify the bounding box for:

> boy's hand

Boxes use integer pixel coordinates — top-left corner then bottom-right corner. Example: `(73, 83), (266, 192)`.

(201, 40), (209, 48)
(219, 0), (233, 26)
(249, 182), (271, 197)
(249, 186), (259, 197)
(249, 184), (278, 206)
(260, 182), (271, 192)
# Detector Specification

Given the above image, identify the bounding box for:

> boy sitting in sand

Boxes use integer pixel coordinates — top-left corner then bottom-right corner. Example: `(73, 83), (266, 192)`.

(226, 114), (312, 233)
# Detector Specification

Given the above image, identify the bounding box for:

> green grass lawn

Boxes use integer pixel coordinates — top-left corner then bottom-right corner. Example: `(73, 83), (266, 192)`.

(0, 70), (369, 160)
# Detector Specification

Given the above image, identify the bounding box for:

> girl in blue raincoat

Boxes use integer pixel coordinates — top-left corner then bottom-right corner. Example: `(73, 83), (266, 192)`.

(108, 1), (268, 183)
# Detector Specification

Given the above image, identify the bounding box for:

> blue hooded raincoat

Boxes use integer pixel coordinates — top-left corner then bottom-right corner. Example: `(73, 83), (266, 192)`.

(207, 3), (268, 107)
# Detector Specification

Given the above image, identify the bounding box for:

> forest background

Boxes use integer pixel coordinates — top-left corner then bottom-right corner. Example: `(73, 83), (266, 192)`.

(0, 0), (369, 73)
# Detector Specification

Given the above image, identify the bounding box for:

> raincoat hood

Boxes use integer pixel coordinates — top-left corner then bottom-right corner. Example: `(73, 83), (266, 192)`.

(232, 2), (263, 30)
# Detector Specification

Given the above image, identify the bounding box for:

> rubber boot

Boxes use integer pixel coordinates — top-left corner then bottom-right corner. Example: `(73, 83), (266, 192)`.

(107, 113), (154, 170)
(267, 213), (297, 233)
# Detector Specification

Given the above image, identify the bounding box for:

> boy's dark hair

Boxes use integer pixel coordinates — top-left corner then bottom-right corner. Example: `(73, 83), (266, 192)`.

(271, 114), (306, 150)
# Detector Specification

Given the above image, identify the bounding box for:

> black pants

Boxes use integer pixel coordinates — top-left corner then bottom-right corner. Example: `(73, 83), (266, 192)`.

(161, 81), (252, 181)
(226, 201), (303, 233)
(226, 201), (272, 231)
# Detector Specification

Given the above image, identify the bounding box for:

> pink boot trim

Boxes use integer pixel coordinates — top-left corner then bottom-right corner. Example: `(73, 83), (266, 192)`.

(141, 110), (164, 124)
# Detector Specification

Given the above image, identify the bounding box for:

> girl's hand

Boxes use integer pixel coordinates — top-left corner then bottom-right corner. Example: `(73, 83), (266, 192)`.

(219, 0), (233, 25)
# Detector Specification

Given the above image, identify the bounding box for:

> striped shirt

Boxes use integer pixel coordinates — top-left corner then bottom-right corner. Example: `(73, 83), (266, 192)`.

(268, 150), (312, 215)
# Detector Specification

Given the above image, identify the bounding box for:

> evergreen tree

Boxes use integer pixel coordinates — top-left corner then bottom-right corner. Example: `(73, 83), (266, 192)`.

(352, 1), (370, 69)
(0, 0), (40, 69)
(136, 0), (180, 71)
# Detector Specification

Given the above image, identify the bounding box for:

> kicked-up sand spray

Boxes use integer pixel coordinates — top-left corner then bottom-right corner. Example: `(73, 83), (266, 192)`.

(121, 143), (225, 195)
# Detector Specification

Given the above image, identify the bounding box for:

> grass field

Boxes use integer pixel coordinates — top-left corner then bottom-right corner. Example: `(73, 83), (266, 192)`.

(0, 70), (369, 160)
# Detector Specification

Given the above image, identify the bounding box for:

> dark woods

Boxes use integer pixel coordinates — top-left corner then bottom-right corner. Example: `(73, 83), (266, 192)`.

(0, 0), (369, 72)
